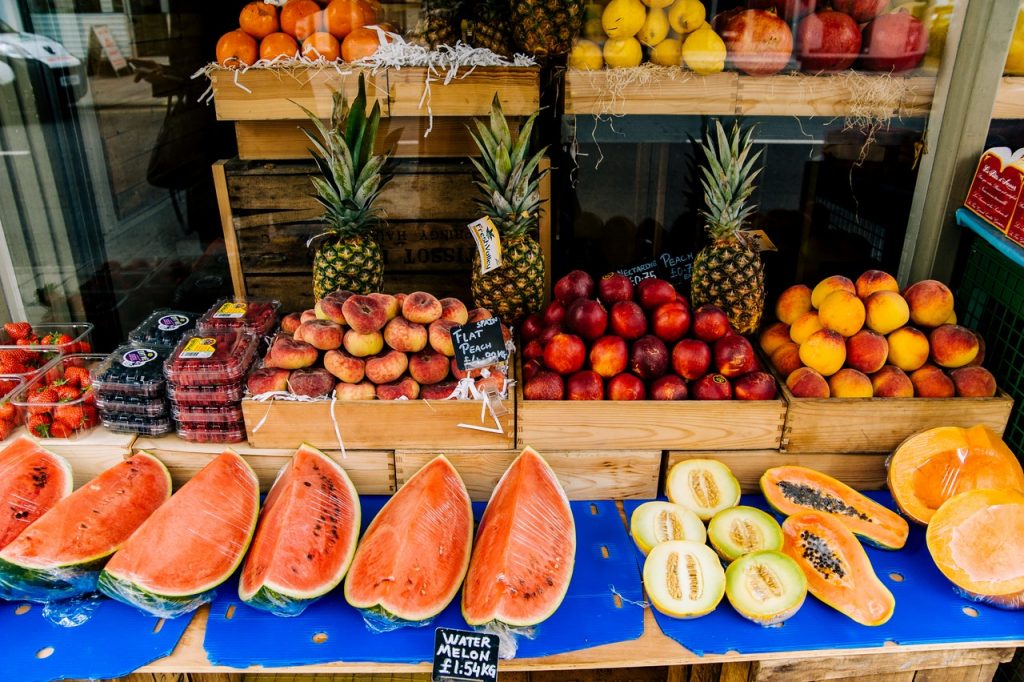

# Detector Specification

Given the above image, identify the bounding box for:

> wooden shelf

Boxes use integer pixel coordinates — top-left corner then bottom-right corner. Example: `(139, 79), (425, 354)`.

(993, 76), (1024, 119)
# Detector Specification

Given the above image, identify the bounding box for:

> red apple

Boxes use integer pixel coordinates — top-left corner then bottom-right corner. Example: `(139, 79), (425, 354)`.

(713, 335), (756, 378)
(832, 0), (888, 23)
(609, 301), (647, 340)
(598, 272), (634, 306)
(590, 335), (629, 378)
(692, 373), (733, 400)
(797, 9), (861, 72)
(748, 0), (816, 22)
(652, 301), (690, 343)
(860, 11), (927, 73)
(607, 373), (646, 400)
(524, 370), (565, 400)
(721, 9), (794, 76)
(539, 324), (564, 345)
(566, 299), (608, 341)
(543, 333), (587, 375)
(734, 371), (778, 400)
(630, 335), (669, 381)
(520, 313), (544, 341)
(554, 270), (595, 305)
(636, 278), (677, 311)
(543, 300), (566, 327)
(671, 338), (712, 380)
(650, 375), (688, 401)
(523, 339), (545, 362)
(692, 305), (732, 342)
(567, 370), (605, 400)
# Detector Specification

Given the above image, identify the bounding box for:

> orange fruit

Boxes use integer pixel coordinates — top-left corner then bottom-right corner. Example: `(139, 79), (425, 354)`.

(302, 32), (341, 61)
(260, 32), (299, 60)
(216, 29), (259, 68)
(324, 0), (378, 39)
(239, 1), (279, 40)
(342, 26), (391, 62)
(281, 0), (323, 40)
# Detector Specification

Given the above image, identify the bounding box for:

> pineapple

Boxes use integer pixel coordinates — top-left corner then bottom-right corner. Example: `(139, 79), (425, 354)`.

(690, 121), (766, 335)
(509, 0), (586, 57)
(410, 0), (464, 48)
(462, 0), (515, 57)
(467, 96), (548, 324)
(299, 74), (389, 299)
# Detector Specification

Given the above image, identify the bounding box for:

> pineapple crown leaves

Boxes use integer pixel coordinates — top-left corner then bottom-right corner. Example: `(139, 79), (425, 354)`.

(466, 94), (549, 237)
(296, 74), (390, 242)
(699, 120), (763, 243)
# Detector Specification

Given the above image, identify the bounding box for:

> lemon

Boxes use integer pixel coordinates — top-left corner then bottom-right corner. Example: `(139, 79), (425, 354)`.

(682, 26), (725, 75)
(642, 0), (674, 8)
(602, 0), (646, 39)
(638, 7), (670, 47)
(668, 0), (706, 35)
(603, 36), (643, 68)
(569, 40), (604, 70)
(650, 37), (682, 66)
(1006, 8), (1024, 75)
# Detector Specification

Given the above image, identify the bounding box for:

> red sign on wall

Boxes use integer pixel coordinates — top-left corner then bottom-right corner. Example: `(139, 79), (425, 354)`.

(964, 148), (1024, 234)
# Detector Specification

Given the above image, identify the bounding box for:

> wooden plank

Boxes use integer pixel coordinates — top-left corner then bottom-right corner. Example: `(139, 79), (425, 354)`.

(241, 398), (514, 451)
(914, 664), (999, 682)
(992, 77), (1024, 119)
(834, 675), (914, 682)
(395, 449), (661, 500)
(210, 68), (386, 121)
(565, 71), (738, 116)
(664, 451), (890, 494)
(245, 272), (471, 313)
(133, 435), (395, 494)
(539, 157), (552, 305)
(213, 160), (246, 299)
(737, 75), (935, 117)
(387, 67), (540, 117)
(753, 648), (1013, 681)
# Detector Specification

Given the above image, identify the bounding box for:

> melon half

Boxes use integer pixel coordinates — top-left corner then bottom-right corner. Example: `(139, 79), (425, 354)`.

(0, 437), (72, 552)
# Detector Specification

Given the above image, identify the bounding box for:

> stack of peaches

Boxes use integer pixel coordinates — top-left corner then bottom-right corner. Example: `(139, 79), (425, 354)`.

(246, 290), (507, 401)
(760, 270), (997, 399)
(215, 0), (392, 68)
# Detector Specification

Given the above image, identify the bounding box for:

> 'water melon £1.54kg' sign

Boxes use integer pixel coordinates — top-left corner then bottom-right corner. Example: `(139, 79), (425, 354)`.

(452, 317), (508, 371)
(432, 627), (499, 682)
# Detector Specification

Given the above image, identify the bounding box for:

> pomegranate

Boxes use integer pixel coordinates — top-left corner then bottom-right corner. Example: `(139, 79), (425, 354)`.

(797, 10), (861, 72)
(831, 0), (888, 24)
(721, 9), (794, 76)
(860, 11), (927, 73)
(748, 0), (816, 23)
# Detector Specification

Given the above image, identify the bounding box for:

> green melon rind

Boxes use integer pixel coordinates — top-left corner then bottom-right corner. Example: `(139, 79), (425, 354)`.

(724, 550), (807, 626)
(239, 443), (361, 608)
(707, 506), (783, 563)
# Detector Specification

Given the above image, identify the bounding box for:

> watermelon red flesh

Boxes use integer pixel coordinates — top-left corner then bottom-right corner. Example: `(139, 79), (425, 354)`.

(0, 452), (171, 601)
(462, 447), (576, 627)
(344, 455), (473, 622)
(100, 450), (259, 599)
(0, 437), (72, 551)
(238, 444), (360, 610)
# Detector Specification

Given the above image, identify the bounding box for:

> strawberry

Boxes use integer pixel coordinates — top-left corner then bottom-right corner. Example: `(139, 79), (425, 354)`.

(41, 332), (72, 347)
(4, 322), (31, 340)
(54, 404), (85, 428)
(0, 402), (17, 421)
(49, 421), (73, 438)
(28, 413), (51, 438)
(63, 366), (91, 389)
(77, 341), (92, 353)
(0, 348), (32, 364)
(55, 384), (80, 402)
(0, 418), (14, 440)
(0, 357), (25, 375)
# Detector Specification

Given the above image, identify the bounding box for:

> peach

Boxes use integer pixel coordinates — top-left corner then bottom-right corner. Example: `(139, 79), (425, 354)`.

(713, 335), (755, 378)
(475, 369), (506, 395)
(928, 324), (979, 368)
(566, 370), (604, 400)
(608, 373), (647, 400)
(247, 367), (291, 395)
(318, 290), (352, 325)
(903, 280), (954, 328)
(945, 310), (957, 325)
(365, 349), (409, 385)
(439, 297), (469, 325)
(295, 319), (343, 350)
(544, 333), (587, 375)
(265, 335), (318, 370)
(692, 373), (732, 400)
(402, 291), (443, 324)
(324, 348), (365, 384)
(770, 341), (803, 377)
(671, 338), (712, 380)
(828, 368), (873, 398)
(759, 322), (791, 356)
(798, 328), (846, 376)
(314, 299), (330, 320)
(886, 327), (929, 372)
(335, 380), (376, 400)
(342, 294), (389, 334)
(421, 380), (459, 400)
(300, 309), (318, 324)
(428, 319), (459, 357)
(845, 329), (888, 374)
(811, 275), (856, 309)
(288, 368), (335, 398)
(775, 284), (813, 325)
(450, 357), (481, 381)
(871, 365), (914, 398)
(855, 270), (899, 299)
(864, 290), (910, 335)
(383, 316), (428, 353)
(910, 364), (955, 398)
(409, 348), (450, 385)
(818, 290), (865, 337)
(467, 308), (492, 323)
(590, 335), (628, 378)
(524, 370), (565, 400)
(369, 293), (400, 321)
(376, 375), (420, 400)
(790, 311), (823, 345)
(650, 375), (688, 400)
(968, 333), (986, 367)
(950, 366), (997, 397)
(280, 312), (302, 335)
(343, 329), (384, 358)
(393, 293), (407, 309)
(786, 367), (830, 398)
(734, 372), (777, 400)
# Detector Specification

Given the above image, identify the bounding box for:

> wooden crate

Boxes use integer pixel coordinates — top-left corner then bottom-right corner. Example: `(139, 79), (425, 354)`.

(395, 449), (661, 500)
(133, 435), (396, 494)
(240, 396), (514, 451)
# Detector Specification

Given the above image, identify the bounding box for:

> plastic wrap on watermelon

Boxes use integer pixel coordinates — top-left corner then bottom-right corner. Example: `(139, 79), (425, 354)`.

(361, 606), (436, 633)
(98, 450), (260, 618)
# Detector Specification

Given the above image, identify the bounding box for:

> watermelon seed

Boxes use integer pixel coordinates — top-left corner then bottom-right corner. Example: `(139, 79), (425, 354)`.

(152, 619), (165, 634)
(36, 647), (53, 659)
(304, 482), (311, 486)
(312, 632), (328, 643)
(15, 604), (30, 615)
(963, 607), (979, 618)
(225, 605), (236, 620)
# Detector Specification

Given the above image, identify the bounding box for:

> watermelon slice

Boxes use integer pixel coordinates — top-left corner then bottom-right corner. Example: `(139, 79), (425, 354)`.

(462, 446), (576, 627)
(0, 437), (72, 552)
(98, 449), (259, 618)
(238, 444), (360, 617)
(0, 452), (171, 602)
(344, 455), (472, 622)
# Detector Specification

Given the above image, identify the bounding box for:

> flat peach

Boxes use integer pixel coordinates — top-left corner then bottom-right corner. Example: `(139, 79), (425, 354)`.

(887, 327), (929, 372)
(786, 366), (830, 398)
(798, 328), (846, 377)
(864, 291), (910, 335)
(343, 329), (384, 358)
(811, 275), (856, 309)
(790, 311), (823, 345)
(818, 290), (865, 337)
(871, 365), (914, 398)
(828, 368), (873, 398)
(845, 329), (888, 374)
(775, 284), (813, 324)
(759, 322), (792, 356)
(903, 279), (954, 328)
(365, 349), (409, 385)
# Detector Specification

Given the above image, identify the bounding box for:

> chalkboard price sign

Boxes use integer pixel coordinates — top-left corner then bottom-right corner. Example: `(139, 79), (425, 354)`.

(616, 251), (694, 290)
(452, 317), (509, 371)
(432, 627), (499, 682)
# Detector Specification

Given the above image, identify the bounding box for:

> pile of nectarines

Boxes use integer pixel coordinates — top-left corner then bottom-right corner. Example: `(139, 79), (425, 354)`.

(247, 290), (508, 400)
(521, 270), (777, 401)
(762, 270), (997, 399)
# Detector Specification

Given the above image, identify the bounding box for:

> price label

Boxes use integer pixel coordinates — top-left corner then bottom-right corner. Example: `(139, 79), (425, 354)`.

(617, 250), (694, 289)
(452, 317), (508, 371)
(432, 627), (499, 682)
